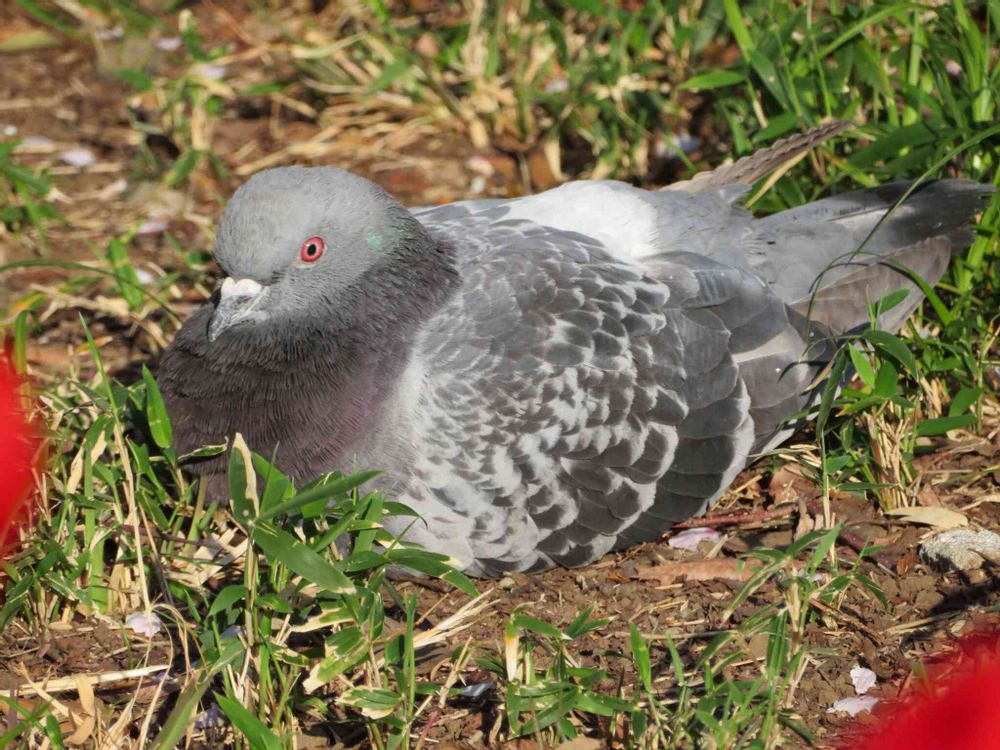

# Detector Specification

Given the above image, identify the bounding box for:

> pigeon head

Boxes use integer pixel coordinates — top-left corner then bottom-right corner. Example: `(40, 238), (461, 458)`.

(207, 166), (435, 342)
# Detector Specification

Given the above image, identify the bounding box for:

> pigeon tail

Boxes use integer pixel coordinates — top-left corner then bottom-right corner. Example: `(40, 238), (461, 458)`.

(748, 179), (995, 336)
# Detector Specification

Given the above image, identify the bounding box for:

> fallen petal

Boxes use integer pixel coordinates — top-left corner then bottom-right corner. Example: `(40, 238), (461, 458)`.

(95, 26), (123, 41)
(97, 178), (127, 201)
(137, 219), (169, 235)
(58, 149), (96, 167)
(194, 704), (224, 729)
(545, 77), (568, 94)
(668, 527), (720, 551)
(156, 36), (183, 51)
(194, 63), (227, 80)
(458, 681), (495, 698)
(21, 135), (54, 148)
(851, 666), (878, 695)
(125, 611), (163, 637)
(828, 695), (879, 717)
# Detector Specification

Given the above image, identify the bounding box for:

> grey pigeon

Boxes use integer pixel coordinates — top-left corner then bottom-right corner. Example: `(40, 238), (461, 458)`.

(159, 124), (993, 577)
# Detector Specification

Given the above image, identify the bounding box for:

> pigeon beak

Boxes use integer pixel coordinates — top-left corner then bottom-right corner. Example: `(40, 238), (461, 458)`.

(208, 277), (269, 342)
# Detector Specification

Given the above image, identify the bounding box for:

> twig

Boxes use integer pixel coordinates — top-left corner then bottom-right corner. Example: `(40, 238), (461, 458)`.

(673, 505), (795, 529)
(416, 707), (441, 750)
(391, 575), (451, 594)
(99, 519), (217, 548)
(12, 665), (170, 696)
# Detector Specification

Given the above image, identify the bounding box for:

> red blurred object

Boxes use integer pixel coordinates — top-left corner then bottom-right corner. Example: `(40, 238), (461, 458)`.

(844, 629), (1000, 750)
(0, 353), (40, 553)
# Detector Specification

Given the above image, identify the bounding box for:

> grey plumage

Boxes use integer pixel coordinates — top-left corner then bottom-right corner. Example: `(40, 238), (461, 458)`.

(159, 126), (994, 577)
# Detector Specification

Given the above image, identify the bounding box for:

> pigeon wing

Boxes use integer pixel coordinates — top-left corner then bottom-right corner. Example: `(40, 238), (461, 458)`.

(403, 206), (807, 575)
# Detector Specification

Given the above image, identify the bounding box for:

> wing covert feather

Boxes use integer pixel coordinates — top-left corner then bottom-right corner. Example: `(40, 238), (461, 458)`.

(395, 206), (802, 575)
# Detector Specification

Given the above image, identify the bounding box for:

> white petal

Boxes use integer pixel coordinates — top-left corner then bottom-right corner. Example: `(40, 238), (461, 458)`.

(125, 611), (162, 637)
(58, 149), (96, 167)
(668, 527), (720, 551)
(827, 695), (878, 717)
(156, 36), (182, 51)
(194, 63), (226, 80)
(137, 219), (169, 235)
(97, 178), (127, 201)
(21, 136), (53, 148)
(851, 666), (877, 695)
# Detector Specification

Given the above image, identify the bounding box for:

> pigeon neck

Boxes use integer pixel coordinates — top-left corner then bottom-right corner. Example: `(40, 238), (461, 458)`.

(182, 234), (459, 489)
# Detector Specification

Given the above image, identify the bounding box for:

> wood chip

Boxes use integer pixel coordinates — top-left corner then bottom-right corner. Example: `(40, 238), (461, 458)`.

(635, 558), (762, 585)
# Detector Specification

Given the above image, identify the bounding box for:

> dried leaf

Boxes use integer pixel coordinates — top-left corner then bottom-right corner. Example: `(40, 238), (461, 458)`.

(527, 145), (559, 191)
(885, 506), (968, 529)
(64, 676), (96, 745)
(770, 464), (820, 504)
(896, 550), (919, 576)
(556, 738), (604, 750)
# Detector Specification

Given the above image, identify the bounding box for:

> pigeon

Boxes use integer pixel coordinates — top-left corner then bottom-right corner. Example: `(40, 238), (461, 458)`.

(159, 123), (994, 577)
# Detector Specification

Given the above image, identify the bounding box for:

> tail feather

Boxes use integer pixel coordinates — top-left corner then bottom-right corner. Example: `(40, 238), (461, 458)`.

(747, 179), (994, 329)
(789, 234), (960, 336)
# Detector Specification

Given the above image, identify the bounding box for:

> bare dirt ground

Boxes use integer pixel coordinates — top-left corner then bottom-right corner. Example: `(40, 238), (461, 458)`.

(2, 3), (1000, 748)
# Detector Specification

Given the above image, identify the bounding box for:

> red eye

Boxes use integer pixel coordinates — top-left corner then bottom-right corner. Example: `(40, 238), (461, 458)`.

(300, 236), (325, 262)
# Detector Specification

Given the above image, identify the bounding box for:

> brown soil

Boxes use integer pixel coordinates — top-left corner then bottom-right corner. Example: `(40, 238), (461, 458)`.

(2, 3), (999, 749)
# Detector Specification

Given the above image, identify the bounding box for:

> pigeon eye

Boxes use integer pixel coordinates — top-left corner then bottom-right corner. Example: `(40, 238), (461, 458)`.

(300, 237), (325, 263)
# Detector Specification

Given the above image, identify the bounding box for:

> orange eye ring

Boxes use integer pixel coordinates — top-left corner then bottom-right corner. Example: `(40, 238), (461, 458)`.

(300, 237), (325, 262)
